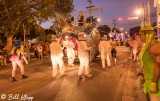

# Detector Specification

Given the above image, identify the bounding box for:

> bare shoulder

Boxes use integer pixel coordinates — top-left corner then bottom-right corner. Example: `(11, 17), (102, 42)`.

(149, 42), (160, 56)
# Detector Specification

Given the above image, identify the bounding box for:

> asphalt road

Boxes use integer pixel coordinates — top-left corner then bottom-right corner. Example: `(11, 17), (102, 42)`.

(0, 48), (147, 101)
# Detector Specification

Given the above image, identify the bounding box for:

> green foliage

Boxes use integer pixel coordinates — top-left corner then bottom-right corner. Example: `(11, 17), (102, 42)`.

(97, 25), (111, 35)
(0, 0), (73, 36)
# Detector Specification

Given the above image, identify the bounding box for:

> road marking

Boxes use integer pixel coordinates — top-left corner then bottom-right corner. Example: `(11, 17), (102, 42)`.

(4, 67), (79, 94)
(5, 75), (51, 94)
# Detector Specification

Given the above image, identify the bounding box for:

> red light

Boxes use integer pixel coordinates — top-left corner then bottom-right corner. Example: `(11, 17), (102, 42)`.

(128, 17), (131, 20)
(118, 18), (122, 21)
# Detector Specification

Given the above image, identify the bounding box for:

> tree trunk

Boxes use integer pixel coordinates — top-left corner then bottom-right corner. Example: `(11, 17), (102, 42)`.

(23, 28), (27, 42)
(6, 34), (13, 51)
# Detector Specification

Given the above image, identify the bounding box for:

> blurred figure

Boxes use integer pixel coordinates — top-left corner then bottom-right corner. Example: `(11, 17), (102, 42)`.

(132, 36), (139, 62)
(62, 36), (69, 56)
(9, 47), (28, 82)
(110, 37), (117, 66)
(24, 41), (31, 62)
(37, 43), (43, 60)
(128, 37), (134, 59)
(13, 37), (21, 47)
(66, 38), (75, 67)
(99, 35), (111, 69)
(139, 24), (160, 101)
(20, 44), (28, 64)
(70, 16), (76, 26)
(78, 11), (85, 26)
(50, 35), (65, 78)
(44, 42), (50, 56)
(78, 32), (92, 79)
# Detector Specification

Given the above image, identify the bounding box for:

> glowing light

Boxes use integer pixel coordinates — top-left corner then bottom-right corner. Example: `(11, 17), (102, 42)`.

(120, 27), (123, 30)
(128, 17), (131, 20)
(118, 17), (122, 21)
(65, 36), (69, 39)
(136, 9), (142, 15)
(97, 18), (101, 22)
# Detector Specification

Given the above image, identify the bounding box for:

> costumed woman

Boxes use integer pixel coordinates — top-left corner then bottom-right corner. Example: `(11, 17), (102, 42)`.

(9, 46), (28, 82)
(139, 23), (160, 101)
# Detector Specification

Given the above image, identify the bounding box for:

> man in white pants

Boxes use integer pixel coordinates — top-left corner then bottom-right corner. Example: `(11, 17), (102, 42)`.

(66, 38), (75, 67)
(78, 32), (92, 79)
(99, 34), (111, 70)
(50, 35), (65, 78)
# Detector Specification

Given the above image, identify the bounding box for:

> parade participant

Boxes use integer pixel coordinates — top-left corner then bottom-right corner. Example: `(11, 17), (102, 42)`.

(78, 32), (92, 79)
(99, 34), (111, 69)
(78, 11), (85, 26)
(9, 46), (28, 82)
(62, 36), (69, 56)
(66, 38), (75, 67)
(50, 35), (65, 78)
(70, 16), (76, 26)
(110, 37), (117, 66)
(139, 24), (160, 101)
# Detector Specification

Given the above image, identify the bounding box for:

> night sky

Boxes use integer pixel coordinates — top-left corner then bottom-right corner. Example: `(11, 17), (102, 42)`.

(41, 0), (156, 32)
(72, 0), (156, 31)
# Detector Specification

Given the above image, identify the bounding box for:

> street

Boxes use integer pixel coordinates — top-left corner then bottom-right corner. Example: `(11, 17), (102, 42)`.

(0, 47), (147, 101)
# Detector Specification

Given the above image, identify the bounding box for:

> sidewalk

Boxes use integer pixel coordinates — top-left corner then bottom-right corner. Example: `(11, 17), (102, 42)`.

(114, 58), (148, 101)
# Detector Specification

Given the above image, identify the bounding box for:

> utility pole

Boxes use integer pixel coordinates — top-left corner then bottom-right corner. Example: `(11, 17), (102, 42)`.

(147, 0), (151, 26)
(143, 2), (146, 23)
(86, 0), (103, 25)
(112, 20), (117, 30)
(86, 0), (94, 24)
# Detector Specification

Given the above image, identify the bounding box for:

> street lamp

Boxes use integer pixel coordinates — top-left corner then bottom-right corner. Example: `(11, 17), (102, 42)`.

(97, 18), (101, 22)
(120, 27), (123, 31)
(136, 9), (142, 15)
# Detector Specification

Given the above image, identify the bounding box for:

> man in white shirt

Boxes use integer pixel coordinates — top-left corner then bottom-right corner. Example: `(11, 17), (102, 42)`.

(78, 32), (92, 79)
(50, 35), (65, 78)
(99, 35), (111, 69)
(66, 38), (75, 67)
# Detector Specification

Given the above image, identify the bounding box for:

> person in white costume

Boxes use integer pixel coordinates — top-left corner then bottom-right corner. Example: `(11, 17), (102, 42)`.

(62, 37), (69, 56)
(78, 32), (92, 79)
(66, 38), (75, 67)
(99, 34), (111, 69)
(50, 35), (65, 78)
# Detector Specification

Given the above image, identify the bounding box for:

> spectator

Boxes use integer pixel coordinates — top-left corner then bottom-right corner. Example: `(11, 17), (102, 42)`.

(139, 24), (160, 101)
